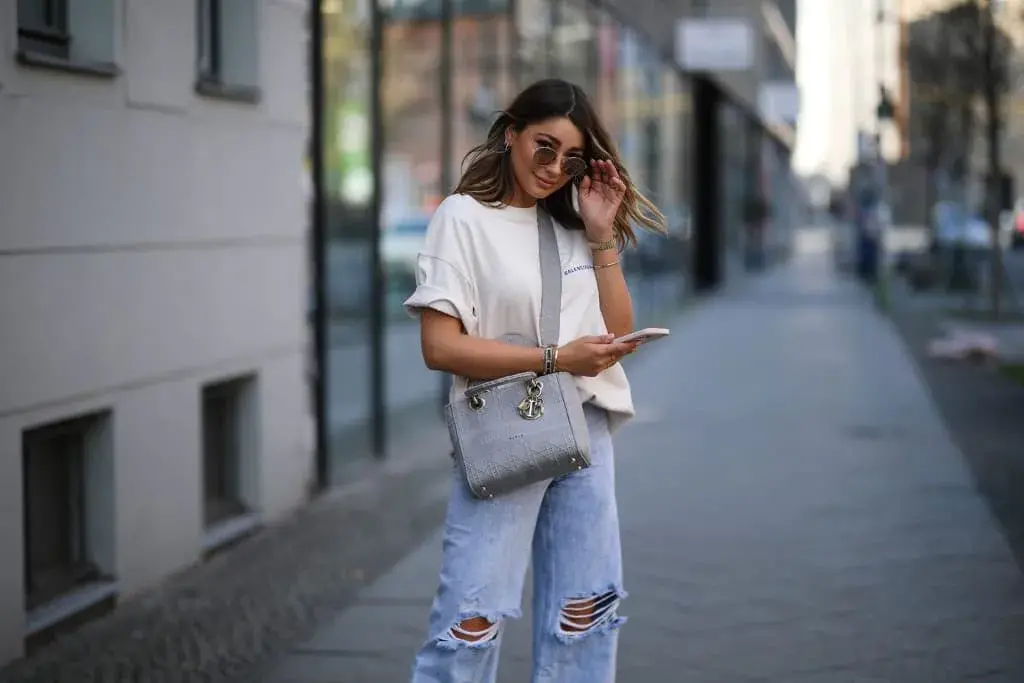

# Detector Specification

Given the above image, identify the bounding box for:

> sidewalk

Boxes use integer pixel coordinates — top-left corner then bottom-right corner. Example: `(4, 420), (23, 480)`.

(264, 245), (1024, 682)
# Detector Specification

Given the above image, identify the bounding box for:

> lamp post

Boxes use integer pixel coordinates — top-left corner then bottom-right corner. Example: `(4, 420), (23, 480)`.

(872, 0), (897, 303)
(875, 0), (896, 199)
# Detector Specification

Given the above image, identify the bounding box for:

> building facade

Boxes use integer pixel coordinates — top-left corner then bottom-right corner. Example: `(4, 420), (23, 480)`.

(0, 0), (311, 663)
(673, 0), (798, 142)
(311, 0), (804, 484)
(0, 0), (802, 669)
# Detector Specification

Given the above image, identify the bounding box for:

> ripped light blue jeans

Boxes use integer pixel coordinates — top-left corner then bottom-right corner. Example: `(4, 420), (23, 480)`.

(411, 404), (625, 683)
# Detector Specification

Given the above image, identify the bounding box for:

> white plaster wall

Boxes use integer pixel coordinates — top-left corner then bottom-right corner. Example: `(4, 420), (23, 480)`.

(0, 0), (312, 665)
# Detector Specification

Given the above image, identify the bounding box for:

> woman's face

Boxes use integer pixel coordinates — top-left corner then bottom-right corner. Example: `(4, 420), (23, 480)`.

(507, 117), (586, 201)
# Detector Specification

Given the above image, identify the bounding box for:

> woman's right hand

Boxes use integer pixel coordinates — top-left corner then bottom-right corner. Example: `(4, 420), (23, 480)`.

(556, 334), (638, 377)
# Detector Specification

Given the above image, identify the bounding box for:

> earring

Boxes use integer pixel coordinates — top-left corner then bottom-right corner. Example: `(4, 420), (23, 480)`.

(503, 139), (511, 153)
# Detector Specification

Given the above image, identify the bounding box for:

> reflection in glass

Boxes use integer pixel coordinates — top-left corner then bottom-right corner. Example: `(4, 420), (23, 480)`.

(675, 76), (694, 287)
(718, 103), (747, 280)
(763, 140), (796, 264)
(552, 0), (595, 93)
(516, 0), (551, 86)
(653, 67), (691, 306)
(615, 28), (639, 185)
(453, 0), (514, 180)
(593, 10), (619, 133)
(321, 0), (376, 481)
(380, 0), (447, 442)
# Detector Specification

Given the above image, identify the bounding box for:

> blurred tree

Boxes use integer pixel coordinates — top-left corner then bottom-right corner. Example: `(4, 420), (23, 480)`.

(978, 0), (1014, 318)
(906, 2), (981, 232)
(906, 0), (1016, 314)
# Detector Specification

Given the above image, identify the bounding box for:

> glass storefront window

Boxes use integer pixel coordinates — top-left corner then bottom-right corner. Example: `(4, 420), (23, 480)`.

(516, 0), (552, 86)
(676, 77), (693, 225)
(655, 67), (690, 303)
(552, 0), (596, 93)
(615, 27), (640, 188)
(311, 0), (792, 484)
(320, 0), (377, 482)
(593, 7), (619, 133)
(638, 44), (661, 202)
(380, 0), (448, 446)
(453, 0), (514, 181)
(718, 102), (747, 278)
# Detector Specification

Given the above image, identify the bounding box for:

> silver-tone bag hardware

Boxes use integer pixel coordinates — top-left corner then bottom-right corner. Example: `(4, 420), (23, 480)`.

(517, 379), (544, 420)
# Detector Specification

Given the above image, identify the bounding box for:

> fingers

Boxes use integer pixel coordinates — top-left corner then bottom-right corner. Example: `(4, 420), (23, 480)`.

(601, 159), (620, 182)
(596, 342), (635, 358)
(588, 160), (626, 200)
(590, 159), (611, 186)
(572, 336), (637, 376)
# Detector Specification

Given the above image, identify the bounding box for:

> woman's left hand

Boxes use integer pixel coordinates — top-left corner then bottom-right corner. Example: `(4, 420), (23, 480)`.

(579, 159), (626, 243)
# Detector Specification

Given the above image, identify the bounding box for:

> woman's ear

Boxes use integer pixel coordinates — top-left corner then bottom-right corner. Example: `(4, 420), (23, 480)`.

(504, 126), (515, 150)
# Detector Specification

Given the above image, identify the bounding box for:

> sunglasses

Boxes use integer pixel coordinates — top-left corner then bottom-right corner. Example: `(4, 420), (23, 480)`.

(533, 144), (588, 179)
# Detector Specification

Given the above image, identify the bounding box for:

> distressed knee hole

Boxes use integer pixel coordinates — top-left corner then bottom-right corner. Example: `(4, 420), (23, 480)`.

(558, 590), (623, 637)
(446, 616), (501, 645)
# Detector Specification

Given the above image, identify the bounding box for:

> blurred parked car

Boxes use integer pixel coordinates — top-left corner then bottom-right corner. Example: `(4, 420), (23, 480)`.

(381, 217), (430, 289)
(1012, 200), (1024, 249)
(931, 201), (1017, 250)
(901, 201), (1014, 291)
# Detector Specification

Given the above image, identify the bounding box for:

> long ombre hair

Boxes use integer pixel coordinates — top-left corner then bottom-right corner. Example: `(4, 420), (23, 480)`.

(454, 79), (667, 248)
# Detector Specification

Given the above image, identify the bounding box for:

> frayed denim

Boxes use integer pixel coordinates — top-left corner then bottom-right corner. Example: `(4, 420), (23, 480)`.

(411, 404), (625, 683)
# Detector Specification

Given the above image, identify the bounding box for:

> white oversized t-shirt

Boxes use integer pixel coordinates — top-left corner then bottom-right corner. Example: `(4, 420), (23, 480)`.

(403, 193), (635, 432)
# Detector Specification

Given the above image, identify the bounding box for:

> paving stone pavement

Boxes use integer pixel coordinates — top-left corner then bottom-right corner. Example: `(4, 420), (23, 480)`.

(263, 249), (1024, 683)
(0, 413), (455, 683)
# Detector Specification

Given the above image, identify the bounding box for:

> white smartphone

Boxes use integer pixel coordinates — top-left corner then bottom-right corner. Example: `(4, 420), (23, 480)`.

(614, 327), (670, 346)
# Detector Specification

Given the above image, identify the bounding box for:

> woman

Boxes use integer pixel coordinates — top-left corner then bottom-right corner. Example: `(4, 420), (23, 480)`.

(403, 78), (666, 683)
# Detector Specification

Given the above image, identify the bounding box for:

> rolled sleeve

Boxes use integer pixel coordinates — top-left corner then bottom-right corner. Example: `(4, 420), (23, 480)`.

(403, 254), (478, 334)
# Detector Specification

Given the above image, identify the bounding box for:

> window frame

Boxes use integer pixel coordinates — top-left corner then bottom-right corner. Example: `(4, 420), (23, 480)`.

(197, 0), (223, 84)
(22, 413), (112, 612)
(16, 0), (71, 60)
(195, 0), (262, 103)
(14, 0), (120, 77)
(200, 374), (261, 552)
(202, 379), (249, 527)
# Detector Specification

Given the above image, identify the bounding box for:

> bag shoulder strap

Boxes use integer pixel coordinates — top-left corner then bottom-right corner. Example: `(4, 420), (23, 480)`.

(537, 209), (561, 348)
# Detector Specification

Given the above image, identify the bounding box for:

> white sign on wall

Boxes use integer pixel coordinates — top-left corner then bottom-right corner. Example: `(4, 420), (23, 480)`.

(675, 19), (753, 71)
(758, 81), (800, 125)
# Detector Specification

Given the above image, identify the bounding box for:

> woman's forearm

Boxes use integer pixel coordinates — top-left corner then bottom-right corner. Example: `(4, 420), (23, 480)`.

(424, 332), (545, 382)
(592, 248), (634, 338)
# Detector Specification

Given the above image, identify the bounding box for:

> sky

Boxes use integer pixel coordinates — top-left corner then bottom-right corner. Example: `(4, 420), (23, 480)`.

(792, 0), (826, 177)
(793, 0), (901, 185)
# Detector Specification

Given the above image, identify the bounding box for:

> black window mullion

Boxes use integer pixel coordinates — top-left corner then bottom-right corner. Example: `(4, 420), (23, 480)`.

(45, 0), (68, 32)
(67, 432), (88, 569)
(198, 0), (223, 82)
(17, 0), (71, 57)
(209, 0), (222, 79)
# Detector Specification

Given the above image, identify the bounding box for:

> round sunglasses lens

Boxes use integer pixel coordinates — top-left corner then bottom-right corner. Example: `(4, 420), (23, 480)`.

(533, 147), (557, 165)
(563, 158), (586, 177)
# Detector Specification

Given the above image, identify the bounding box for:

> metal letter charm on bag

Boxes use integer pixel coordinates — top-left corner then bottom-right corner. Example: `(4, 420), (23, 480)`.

(445, 209), (591, 499)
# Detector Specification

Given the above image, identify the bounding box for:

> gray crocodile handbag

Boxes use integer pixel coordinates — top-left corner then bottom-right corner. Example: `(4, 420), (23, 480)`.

(445, 209), (591, 499)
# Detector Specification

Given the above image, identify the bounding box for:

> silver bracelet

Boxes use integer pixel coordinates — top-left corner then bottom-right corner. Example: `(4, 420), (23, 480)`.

(543, 345), (557, 375)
